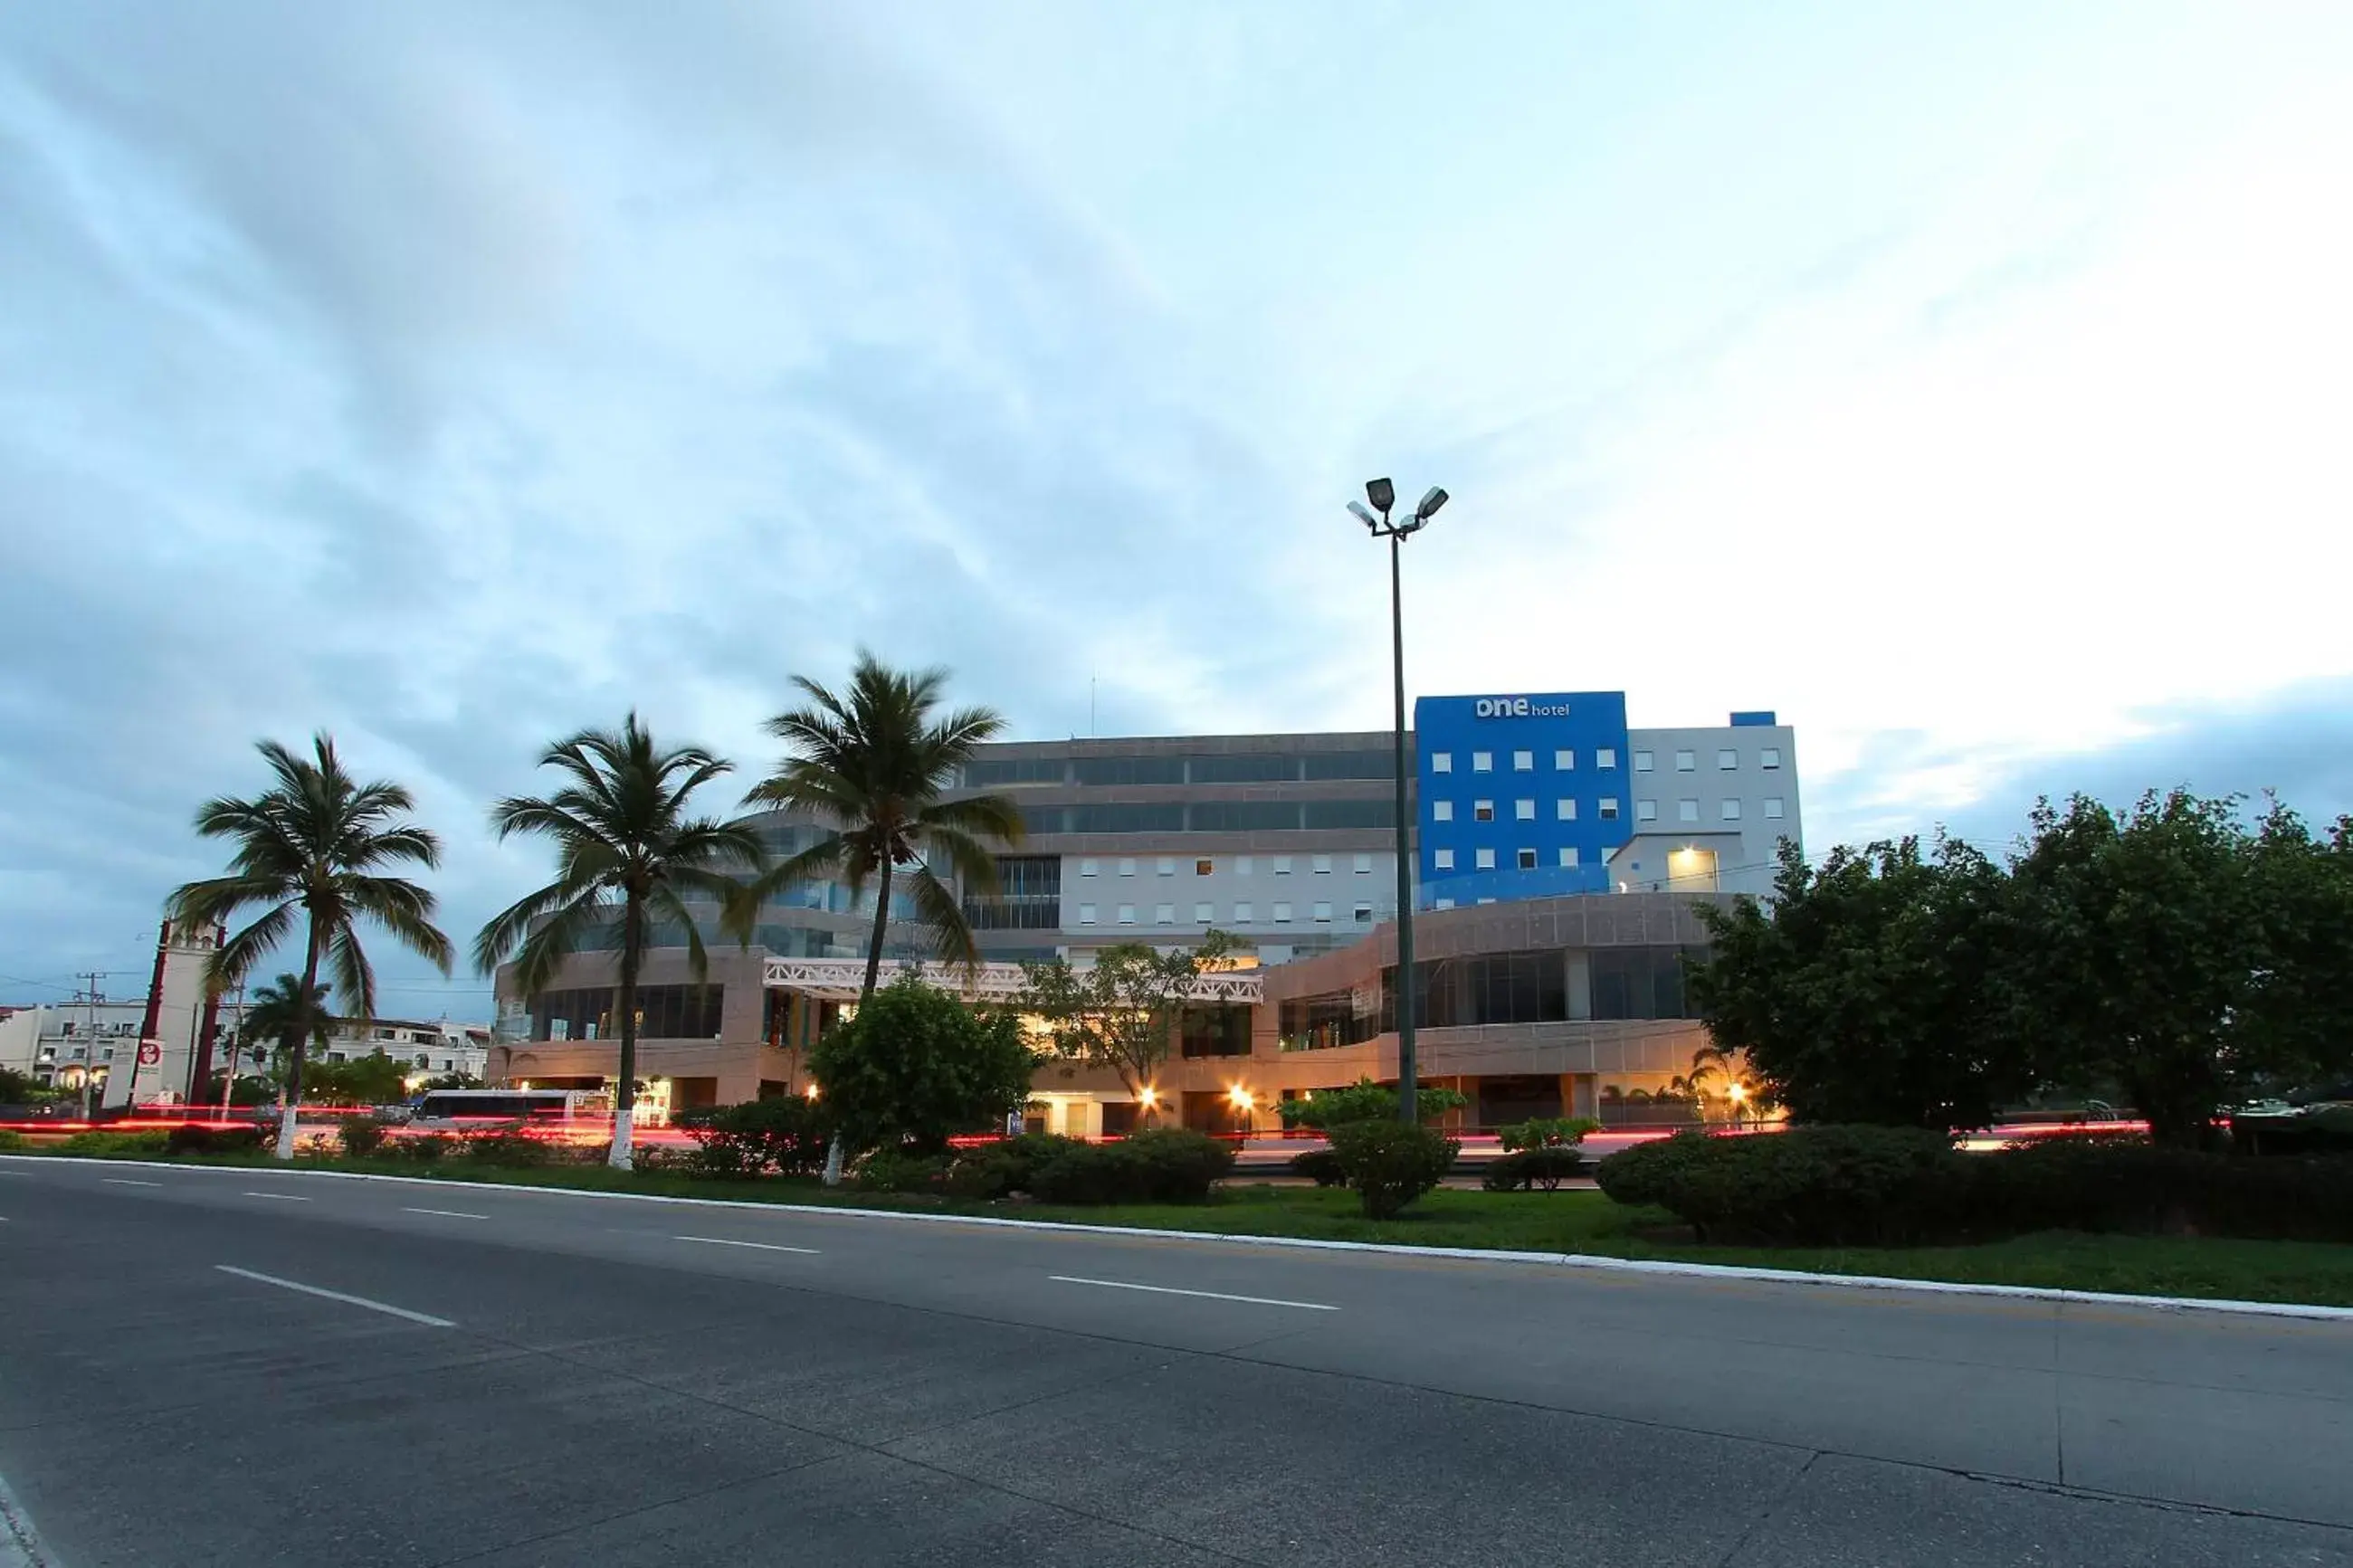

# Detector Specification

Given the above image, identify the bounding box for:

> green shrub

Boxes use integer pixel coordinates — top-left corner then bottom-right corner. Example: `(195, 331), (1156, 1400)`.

(464, 1128), (557, 1168)
(0, 1129), (25, 1152)
(854, 1148), (953, 1195)
(1497, 1117), (1603, 1152)
(943, 1133), (1087, 1200)
(1277, 1079), (1468, 1130)
(1287, 1147), (1348, 1187)
(1328, 1120), (1460, 1220)
(165, 1125), (266, 1156)
(1481, 1145), (1586, 1192)
(55, 1131), (173, 1156)
(397, 1133), (454, 1163)
(1596, 1126), (1967, 1245)
(1977, 1136), (2353, 1243)
(1026, 1128), (1236, 1204)
(336, 1116), (393, 1159)
(679, 1097), (834, 1179)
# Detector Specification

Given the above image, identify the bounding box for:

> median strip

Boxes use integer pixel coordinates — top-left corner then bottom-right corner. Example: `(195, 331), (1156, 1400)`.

(1050, 1275), (1339, 1311)
(672, 1235), (821, 1255)
(214, 1265), (456, 1327)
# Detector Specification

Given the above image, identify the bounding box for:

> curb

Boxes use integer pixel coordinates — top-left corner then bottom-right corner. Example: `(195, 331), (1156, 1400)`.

(10, 1154), (2353, 1324)
(0, 1469), (56, 1568)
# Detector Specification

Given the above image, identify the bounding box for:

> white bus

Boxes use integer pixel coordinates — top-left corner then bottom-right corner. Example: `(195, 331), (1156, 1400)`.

(408, 1088), (609, 1128)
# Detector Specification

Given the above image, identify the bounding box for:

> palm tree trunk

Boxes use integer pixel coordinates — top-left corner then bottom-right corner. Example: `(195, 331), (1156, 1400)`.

(609, 899), (643, 1171)
(275, 919), (323, 1161)
(824, 860), (899, 1187)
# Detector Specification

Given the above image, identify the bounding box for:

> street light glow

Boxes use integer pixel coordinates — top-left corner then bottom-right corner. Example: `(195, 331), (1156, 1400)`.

(1226, 1084), (1253, 1110)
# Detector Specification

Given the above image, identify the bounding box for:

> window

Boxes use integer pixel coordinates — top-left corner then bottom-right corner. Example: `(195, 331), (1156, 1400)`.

(1117, 905), (1137, 926)
(1434, 849), (1455, 870)
(1472, 751), (1493, 773)
(1431, 752), (1453, 774)
(1157, 857), (1176, 876)
(1432, 800), (1453, 822)
(1272, 855), (1293, 875)
(1272, 901), (1293, 924)
(1475, 848), (1497, 870)
(1637, 799), (1658, 822)
(1434, 898), (1456, 911)
(1194, 902), (1215, 922)
(1196, 858), (1214, 876)
(1678, 799), (1700, 822)
(1118, 858), (1136, 877)
(1516, 849), (1538, 870)
(1760, 747), (1782, 769)
(1234, 901), (1253, 922)
(1312, 901), (1333, 924)
(1235, 855), (1254, 875)
(1311, 854), (1332, 874)
(1154, 903), (1176, 925)
(1719, 749), (1739, 770)
(1765, 797), (1786, 819)
(1474, 800), (1495, 822)
(1599, 798), (1620, 820)
(1353, 904), (1373, 923)
(1556, 798), (1577, 821)
(1513, 799), (1535, 821)
(1512, 749), (1533, 771)
(1675, 750), (1696, 771)
(1554, 749), (1575, 770)
(1634, 750), (1654, 772)
(1354, 852), (1373, 874)
(1596, 748), (1617, 769)
(1078, 858), (1099, 878)
(1078, 903), (1098, 925)
(1558, 847), (1580, 868)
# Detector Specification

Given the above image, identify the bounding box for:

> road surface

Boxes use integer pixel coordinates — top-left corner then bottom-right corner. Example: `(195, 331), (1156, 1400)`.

(0, 1155), (2348, 1566)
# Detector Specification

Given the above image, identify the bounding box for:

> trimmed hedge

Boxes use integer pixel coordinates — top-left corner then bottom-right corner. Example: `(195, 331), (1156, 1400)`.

(679, 1097), (834, 1180)
(1328, 1120), (1460, 1220)
(1287, 1147), (1348, 1187)
(1481, 1145), (1586, 1193)
(1596, 1126), (2353, 1245)
(1024, 1128), (1236, 1205)
(165, 1125), (266, 1156)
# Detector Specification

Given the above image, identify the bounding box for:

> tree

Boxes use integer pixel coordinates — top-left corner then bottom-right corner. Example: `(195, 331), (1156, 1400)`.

(1274, 1078), (1468, 1130)
(473, 714), (765, 1171)
(1691, 834), (2028, 1133)
(1017, 931), (1244, 1122)
(168, 736), (453, 1159)
(238, 973), (334, 1068)
(805, 975), (1036, 1155)
(299, 1050), (411, 1107)
(0, 1065), (56, 1105)
(741, 652), (1023, 1181)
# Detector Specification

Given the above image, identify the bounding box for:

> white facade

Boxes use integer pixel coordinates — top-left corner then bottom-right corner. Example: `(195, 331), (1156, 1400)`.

(1612, 723), (1803, 898)
(319, 1017), (490, 1078)
(1058, 849), (1400, 957)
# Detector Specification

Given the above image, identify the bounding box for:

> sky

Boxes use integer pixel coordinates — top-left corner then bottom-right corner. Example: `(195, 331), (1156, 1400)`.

(3, 1), (2348, 1022)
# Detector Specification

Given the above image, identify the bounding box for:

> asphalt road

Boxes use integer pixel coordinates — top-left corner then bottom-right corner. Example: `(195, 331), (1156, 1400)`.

(0, 1158), (2348, 1568)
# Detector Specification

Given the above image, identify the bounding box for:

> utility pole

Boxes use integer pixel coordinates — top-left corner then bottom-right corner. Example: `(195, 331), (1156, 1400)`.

(73, 973), (107, 1118)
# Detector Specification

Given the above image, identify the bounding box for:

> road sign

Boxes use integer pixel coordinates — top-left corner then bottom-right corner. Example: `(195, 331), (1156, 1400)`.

(137, 1041), (162, 1065)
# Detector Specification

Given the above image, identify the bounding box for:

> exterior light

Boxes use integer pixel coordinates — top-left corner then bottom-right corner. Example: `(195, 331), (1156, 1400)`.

(1414, 486), (1448, 522)
(804, 1082), (821, 1100)
(1226, 1084), (1254, 1110)
(1137, 1086), (1159, 1107)
(1348, 500), (1380, 531)
(1365, 476), (1396, 514)
(1728, 1083), (1747, 1103)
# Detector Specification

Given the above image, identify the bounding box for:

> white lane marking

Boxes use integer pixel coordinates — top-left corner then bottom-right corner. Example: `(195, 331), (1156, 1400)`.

(672, 1235), (821, 1255)
(1049, 1275), (1339, 1312)
(243, 1192), (310, 1202)
(214, 1265), (455, 1327)
(403, 1207), (490, 1221)
(104, 1177), (163, 1187)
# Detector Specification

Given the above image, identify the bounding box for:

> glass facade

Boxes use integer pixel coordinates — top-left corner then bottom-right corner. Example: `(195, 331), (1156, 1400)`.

(1073, 755), (1187, 787)
(533, 984), (725, 1042)
(964, 855), (1062, 930)
(1016, 800), (1405, 834)
(1275, 943), (1707, 1044)
(962, 757), (1069, 787)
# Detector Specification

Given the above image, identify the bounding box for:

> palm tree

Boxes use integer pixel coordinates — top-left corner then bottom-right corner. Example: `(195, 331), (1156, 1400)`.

(168, 736), (453, 1158)
(742, 652), (1023, 1183)
(473, 714), (765, 1170)
(234, 972), (333, 1095)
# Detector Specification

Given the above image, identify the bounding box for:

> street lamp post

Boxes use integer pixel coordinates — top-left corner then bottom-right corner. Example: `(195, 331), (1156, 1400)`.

(1349, 478), (1448, 1124)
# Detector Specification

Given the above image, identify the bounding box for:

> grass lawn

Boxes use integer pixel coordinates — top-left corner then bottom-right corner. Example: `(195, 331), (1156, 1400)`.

(14, 1142), (2353, 1308)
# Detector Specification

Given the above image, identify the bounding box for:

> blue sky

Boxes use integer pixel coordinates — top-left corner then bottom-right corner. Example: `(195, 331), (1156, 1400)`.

(3, 1), (2348, 1019)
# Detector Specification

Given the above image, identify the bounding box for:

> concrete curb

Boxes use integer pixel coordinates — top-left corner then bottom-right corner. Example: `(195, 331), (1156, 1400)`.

(11, 1153), (2353, 1324)
(0, 1469), (58, 1568)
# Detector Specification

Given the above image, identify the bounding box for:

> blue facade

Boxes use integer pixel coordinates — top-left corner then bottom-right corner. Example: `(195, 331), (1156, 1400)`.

(1414, 691), (1631, 905)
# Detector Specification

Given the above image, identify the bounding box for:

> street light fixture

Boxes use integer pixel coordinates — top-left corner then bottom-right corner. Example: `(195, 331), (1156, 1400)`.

(1353, 474), (1447, 1124)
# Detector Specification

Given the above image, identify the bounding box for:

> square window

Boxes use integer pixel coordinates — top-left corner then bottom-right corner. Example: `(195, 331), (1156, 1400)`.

(1117, 905), (1137, 926)
(1634, 750), (1654, 772)
(1596, 748), (1617, 769)
(1760, 747), (1782, 769)
(1432, 800), (1453, 822)
(1154, 903), (1175, 925)
(1079, 858), (1099, 877)
(1721, 799), (1742, 821)
(1272, 855), (1293, 875)
(1678, 799), (1700, 822)
(1556, 798), (1577, 821)
(1157, 857), (1176, 876)
(1234, 901), (1253, 922)
(1514, 799), (1535, 821)
(1474, 800), (1495, 822)
(1558, 847), (1580, 868)
(1194, 901), (1215, 922)
(1554, 749), (1575, 770)
(1516, 848), (1538, 870)
(1354, 852), (1373, 874)
(1235, 855), (1254, 875)
(1311, 854), (1332, 874)
(1474, 848), (1497, 870)
(1312, 901), (1333, 923)
(1719, 749), (1739, 770)
(1118, 858), (1136, 877)
(1434, 849), (1456, 870)
(1078, 903), (1098, 925)
(1599, 798), (1621, 820)
(1512, 749), (1533, 771)
(1196, 858), (1214, 876)
(1431, 752), (1453, 774)
(1472, 751), (1493, 773)
(1353, 904), (1373, 923)
(1675, 750), (1696, 771)
(1434, 898), (1456, 911)
(1272, 901), (1293, 925)
(1637, 799), (1658, 822)
(1765, 797), (1786, 819)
